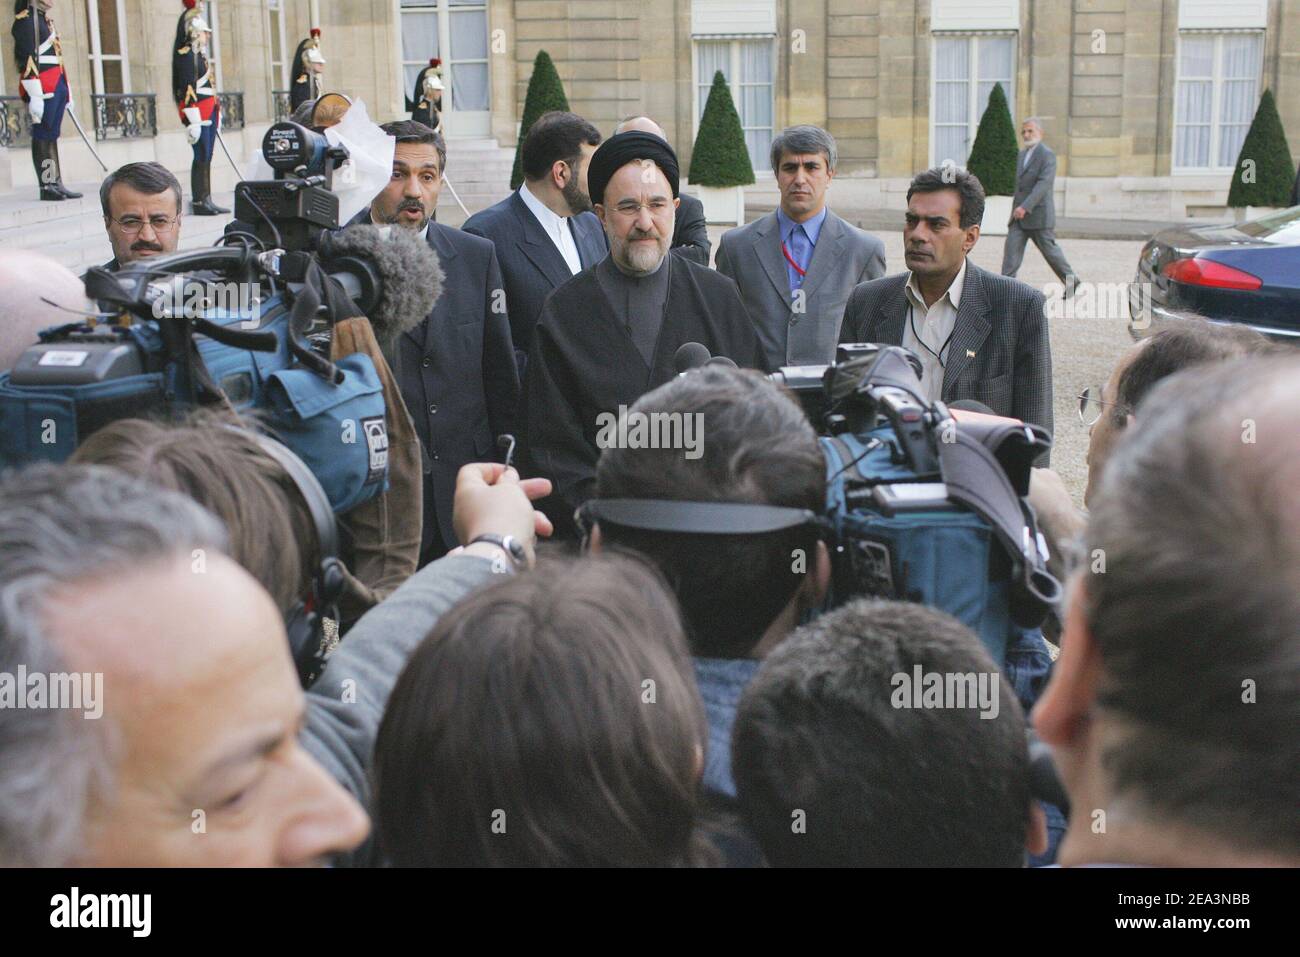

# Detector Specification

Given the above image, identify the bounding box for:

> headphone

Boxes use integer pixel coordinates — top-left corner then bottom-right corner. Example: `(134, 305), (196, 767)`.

(240, 430), (347, 687)
(575, 498), (831, 543)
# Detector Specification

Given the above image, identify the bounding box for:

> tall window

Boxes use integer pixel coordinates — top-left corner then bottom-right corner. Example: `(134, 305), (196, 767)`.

(399, 0), (491, 134)
(931, 33), (1016, 167)
(86, 0), (130, 94)
(1173, 32), (1263, 170)
(203, 1), (223, 90)
(268, 0), (287, 89)
(694, 38), (774, 170)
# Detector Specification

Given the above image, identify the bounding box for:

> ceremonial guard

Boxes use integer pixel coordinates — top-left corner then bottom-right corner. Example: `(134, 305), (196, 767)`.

(11, 0), (81, 200)
(289, 28), (325, 112)
(407, 58), (443, 135)
(171, 0), (227, 215)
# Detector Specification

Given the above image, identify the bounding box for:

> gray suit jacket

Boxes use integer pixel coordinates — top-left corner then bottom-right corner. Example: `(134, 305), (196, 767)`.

(1013, 144), (1058, 230)
(302, 554), (501, 809)
(716, 209), (886, 367)
(839, 261), (1053, 455)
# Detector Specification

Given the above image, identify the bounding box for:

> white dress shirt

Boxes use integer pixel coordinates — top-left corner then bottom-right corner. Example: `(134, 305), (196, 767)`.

(1020, 142), (1038, 172)
(902, 258), (966, 403)
(519, 181), (583, 275)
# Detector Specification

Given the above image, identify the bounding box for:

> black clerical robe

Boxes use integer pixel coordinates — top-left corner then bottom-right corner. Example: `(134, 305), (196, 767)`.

(524, 254), (768, 514)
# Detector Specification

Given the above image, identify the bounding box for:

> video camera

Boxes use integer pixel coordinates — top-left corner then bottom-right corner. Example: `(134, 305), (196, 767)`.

(0, 120), (440, 511)
(232, 120), (351, 252)
(772, 343), (946, 475)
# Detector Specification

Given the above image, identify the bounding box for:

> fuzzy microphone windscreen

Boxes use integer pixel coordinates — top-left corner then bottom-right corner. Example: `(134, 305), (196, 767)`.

(318, 224), (442, 349)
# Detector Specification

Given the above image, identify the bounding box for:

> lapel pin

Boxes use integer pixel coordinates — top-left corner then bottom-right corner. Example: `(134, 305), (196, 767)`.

(966, 349), (976, 359)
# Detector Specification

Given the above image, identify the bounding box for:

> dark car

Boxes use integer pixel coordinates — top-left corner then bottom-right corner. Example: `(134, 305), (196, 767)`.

(1127, 207), (1300, 343)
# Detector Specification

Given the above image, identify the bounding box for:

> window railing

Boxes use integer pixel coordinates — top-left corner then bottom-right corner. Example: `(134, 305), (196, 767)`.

(0, 95), (34, 148)
(218, 92), (245, 130)
(272, 90), (291, 123)
(91, 93), (157, 141)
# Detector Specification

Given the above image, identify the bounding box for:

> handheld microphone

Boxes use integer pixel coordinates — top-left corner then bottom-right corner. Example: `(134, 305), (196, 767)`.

(673, 342), (712, 374)
(705, 355), (738, 369)
(315, 224), (442, 349)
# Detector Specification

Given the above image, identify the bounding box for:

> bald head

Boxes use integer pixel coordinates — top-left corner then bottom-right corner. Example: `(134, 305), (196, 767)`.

(0, 253), (93, 372)
(616, 115), (665, 138)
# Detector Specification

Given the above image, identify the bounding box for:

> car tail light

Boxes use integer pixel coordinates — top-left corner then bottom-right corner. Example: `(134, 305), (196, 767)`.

(1161, 257), (1262, 290)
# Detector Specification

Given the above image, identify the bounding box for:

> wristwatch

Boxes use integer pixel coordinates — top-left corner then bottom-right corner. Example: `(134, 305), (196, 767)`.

(467, 533), (526, 570)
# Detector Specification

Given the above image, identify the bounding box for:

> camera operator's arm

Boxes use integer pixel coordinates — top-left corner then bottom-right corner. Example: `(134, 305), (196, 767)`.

(481, 246), (520, 441)
(302, 463), (552, 806)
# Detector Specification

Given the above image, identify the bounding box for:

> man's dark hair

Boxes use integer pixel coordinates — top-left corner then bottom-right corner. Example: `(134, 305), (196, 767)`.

(732, 598), (1029, 866)
(373, 554), (712, 867)
(1085, 354), (1300, 857)
(99, 162), (183, 217)
(1111, 316), (1272, 425)
(906, 165), (986, 228)
(521, 110), (601, 182)
(380, 119), (447, 175)
(595, 366), (824, 658)
(769, 125), (837, 173)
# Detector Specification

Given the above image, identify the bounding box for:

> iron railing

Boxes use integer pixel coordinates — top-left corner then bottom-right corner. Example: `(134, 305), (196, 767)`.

(91, 93), (157, 141)
(0, 95), (34, 148)
(217, 91), (244, 130)
(272, 90), (291, 123)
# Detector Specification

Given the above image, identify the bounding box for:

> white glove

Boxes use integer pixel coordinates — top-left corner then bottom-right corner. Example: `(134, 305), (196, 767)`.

(183, 107), (202, 144)
(22, 78), (44, 123)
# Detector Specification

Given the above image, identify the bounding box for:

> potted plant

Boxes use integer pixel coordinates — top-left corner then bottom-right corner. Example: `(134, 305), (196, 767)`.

(510, 50), (570, 191)
(1227, 89), (1295, 221)
(965, 82), (1019, 237)
(687, 71), (755, 225)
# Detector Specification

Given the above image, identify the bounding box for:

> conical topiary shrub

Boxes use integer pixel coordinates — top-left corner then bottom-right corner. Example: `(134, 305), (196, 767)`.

(1227, 89), (1294, 208)
(688, 71), (755, 188)
(510, 50), (571, 190)
(965, 82), (1018, 196)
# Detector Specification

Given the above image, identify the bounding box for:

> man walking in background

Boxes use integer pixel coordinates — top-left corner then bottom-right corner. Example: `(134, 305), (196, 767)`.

(1000, 118), (1078, 295)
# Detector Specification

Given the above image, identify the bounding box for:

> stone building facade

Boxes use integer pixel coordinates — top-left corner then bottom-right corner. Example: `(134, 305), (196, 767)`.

(2, 0), (1298, 218)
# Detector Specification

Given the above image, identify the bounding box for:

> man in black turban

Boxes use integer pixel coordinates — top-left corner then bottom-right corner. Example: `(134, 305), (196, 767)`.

(523, 129), (768, 529)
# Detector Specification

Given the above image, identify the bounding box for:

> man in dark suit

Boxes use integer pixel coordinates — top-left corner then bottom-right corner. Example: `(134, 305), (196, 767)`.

(1001, 117), (1078, 294)
(462, 111), (607, 380)
(718, 125), (886, 366)
(840, 166), (1053, 450)
(359, 120), (520, 564)
(614, 115), (711, 266)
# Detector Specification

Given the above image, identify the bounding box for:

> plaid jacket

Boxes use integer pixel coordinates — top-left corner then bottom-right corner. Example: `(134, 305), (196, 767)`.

(838, 261), (1054, 459)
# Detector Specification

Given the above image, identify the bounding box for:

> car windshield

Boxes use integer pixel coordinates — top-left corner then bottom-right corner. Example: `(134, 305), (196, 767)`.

(1236, 206), (1300, 245)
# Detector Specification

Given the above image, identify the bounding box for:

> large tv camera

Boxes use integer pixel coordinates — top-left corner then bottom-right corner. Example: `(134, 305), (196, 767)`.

(232, 120), (351, 251)
(772, 343), (946, 475)
(0, 122), (440, 515)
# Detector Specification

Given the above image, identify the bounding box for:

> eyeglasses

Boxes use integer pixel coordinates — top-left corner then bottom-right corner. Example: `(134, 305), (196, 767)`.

(111, 215), (180, 235)
(609, 199), (673, 217)
(1077, 386), (1120, 426)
